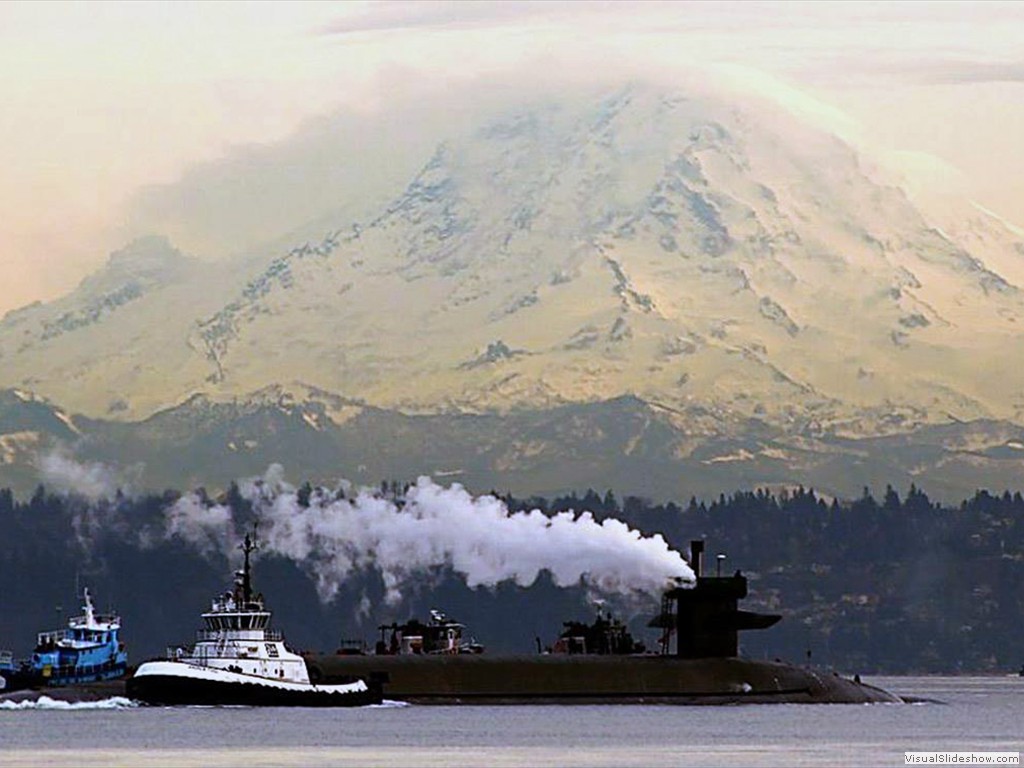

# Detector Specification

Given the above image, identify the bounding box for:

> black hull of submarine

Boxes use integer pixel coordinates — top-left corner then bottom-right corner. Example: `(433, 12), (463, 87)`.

(313, 540), (903, 705)
(306, 654), (901, 705)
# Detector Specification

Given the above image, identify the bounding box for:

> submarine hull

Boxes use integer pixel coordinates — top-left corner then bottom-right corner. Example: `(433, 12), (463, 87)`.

(307, 654), (901, 705)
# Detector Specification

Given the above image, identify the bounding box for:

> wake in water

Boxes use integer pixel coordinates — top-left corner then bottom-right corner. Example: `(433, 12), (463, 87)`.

(369, 700), (411, 709)
(0, 696), (137, 711)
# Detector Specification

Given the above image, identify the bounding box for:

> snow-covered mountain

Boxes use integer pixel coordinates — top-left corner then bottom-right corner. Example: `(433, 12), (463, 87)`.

(3, 82), (1024, 494)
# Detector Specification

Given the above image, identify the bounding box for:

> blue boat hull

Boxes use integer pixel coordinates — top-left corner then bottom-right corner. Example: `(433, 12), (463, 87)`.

(0, 661), (127, 693)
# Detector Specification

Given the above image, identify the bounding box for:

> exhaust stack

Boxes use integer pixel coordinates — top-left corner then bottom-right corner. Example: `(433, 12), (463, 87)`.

(689, 540), (704, 579)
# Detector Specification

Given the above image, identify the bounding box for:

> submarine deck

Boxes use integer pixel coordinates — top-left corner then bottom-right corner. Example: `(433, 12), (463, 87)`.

(308, 654), (902, 705)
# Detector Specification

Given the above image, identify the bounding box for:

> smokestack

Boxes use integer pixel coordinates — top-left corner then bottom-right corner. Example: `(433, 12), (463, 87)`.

(690, 540), (704, 579)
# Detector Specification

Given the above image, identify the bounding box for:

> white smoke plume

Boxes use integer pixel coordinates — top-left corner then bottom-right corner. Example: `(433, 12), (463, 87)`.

(165, 493), (235, 558)
(169, 466), (694, 603)
(36, 447), (133, 502)
(34, 447), (144, 548)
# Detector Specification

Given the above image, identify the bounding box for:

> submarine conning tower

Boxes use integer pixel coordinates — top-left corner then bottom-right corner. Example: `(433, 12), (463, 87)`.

(654, 540), (782, 659)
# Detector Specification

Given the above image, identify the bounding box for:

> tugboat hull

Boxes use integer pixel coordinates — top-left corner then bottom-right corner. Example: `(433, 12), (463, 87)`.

(127, 662), (381, 707)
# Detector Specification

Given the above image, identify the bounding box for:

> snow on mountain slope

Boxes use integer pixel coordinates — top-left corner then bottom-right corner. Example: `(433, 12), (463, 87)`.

(2, 83), (1024, 435)
(0, 236), (247, 417)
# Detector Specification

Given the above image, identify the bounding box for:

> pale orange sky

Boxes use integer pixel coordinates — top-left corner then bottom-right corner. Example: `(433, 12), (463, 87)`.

(2, 1), (1022, 316)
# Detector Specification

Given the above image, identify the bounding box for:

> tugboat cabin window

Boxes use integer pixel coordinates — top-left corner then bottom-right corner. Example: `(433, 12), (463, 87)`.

(204, 614), (270, 631)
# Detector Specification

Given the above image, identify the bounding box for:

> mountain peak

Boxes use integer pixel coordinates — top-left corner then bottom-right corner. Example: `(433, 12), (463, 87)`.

(1, 85), (1023, 437)
(85, 235), (191, 290)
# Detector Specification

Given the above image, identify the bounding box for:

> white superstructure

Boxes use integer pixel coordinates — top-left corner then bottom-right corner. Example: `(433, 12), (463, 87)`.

(165, 533), (309, 683)
(128, 530), (377, 706)
(36, 588), (123, 653)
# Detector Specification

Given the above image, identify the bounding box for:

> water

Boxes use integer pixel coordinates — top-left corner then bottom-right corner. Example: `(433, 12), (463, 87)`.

(0, 677), (1021, 767)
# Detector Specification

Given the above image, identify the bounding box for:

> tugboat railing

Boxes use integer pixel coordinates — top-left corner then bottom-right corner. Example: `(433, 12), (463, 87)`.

(195, 628), (282, 642)
(70, 613), (121, 627)
(36, 630), (67, 646)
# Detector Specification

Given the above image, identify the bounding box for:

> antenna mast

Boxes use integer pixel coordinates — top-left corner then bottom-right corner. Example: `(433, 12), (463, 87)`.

(238, 525), (259, 606)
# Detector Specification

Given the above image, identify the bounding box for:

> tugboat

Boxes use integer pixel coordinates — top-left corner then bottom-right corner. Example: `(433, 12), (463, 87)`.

(127, 532), (380, 706)
(549, 610), (647, 655)
(1, 588), (129, 693)
(30, 588), (128, 685)
(375, 610), (485, 656)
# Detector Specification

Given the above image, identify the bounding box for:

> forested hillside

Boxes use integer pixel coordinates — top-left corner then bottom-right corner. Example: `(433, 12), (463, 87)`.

(0, 482), (1020, 673)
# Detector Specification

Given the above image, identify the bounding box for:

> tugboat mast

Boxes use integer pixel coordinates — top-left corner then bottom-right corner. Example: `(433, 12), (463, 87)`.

(238, 529), (258, 607)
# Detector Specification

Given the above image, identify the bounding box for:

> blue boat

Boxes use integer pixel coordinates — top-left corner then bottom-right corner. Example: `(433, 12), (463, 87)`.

(30, 588), (128, 685)
(1, 588), (128, 692)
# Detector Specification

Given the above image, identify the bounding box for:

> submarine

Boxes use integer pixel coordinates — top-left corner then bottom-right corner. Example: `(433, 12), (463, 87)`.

(304, 541), (902, 704)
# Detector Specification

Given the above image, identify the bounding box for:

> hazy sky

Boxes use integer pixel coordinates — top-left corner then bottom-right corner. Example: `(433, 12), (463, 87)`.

(2, 1), (1023, 316)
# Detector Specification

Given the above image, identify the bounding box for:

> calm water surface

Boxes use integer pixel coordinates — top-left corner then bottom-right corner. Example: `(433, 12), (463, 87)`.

(0, 677), (1021, 767)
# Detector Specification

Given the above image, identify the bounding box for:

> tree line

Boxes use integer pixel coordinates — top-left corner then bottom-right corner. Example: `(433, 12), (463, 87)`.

(0, 482), (1021, 672)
